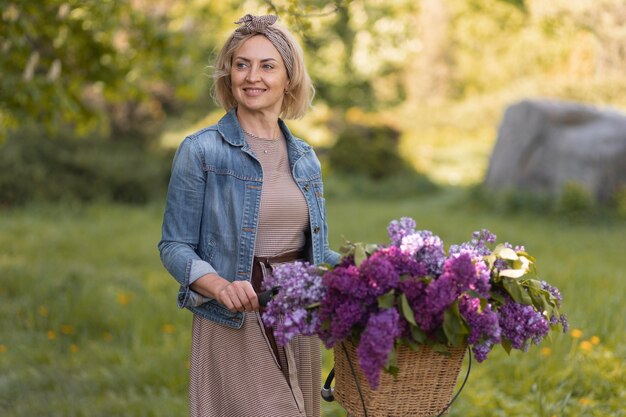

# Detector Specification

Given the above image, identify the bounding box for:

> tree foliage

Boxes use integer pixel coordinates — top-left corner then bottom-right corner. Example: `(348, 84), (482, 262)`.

(2, 0), (626, 144)
(0, 0), (227, 142)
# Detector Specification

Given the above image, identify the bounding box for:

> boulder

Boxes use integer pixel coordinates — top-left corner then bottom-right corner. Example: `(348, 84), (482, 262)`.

(484, 99), (626, 202)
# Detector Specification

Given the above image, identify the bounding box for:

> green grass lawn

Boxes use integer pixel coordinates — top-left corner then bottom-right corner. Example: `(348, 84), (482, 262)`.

(1, 193), (624, 416)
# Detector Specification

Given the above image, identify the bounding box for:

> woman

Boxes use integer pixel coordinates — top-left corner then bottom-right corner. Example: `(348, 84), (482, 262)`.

(158, 14), (339, 417)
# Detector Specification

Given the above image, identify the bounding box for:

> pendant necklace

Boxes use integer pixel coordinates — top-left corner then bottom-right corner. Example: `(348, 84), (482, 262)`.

(243, 129), (281, 154)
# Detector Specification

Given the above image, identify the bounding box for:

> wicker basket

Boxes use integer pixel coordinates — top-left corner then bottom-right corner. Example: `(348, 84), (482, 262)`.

(334, 341), (466, 417)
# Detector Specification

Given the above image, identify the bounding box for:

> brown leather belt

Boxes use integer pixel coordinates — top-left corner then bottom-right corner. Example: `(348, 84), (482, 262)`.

(251, 249), (307, 293)
(251, 249), (306, 366)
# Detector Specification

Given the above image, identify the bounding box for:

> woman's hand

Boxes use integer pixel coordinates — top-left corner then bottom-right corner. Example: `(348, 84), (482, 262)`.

(190, 274), (260, 313)
(216, 280), (260, 313)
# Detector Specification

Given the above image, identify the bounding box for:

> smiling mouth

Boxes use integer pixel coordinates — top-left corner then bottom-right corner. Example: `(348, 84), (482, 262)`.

(243, 88), (266, 95)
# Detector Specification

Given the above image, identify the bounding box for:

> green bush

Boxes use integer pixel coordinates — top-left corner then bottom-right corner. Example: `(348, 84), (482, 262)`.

(324, 172), (438, 200)
(468, 182), (624, 221)
(328, 123), (410, 180)
(0, 133), (173, 207)
(555, 182), (596, 218)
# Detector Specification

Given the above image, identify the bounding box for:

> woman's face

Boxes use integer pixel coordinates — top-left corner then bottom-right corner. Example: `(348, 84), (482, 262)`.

(230, 35), (290, 117)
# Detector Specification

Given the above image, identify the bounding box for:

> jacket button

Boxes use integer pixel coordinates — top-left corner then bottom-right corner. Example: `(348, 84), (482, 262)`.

(303, 184), (310, 192)
(313, 226), (320, 234)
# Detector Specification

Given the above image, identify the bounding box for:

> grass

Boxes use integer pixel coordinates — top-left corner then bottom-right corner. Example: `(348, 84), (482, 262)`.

(0, 192), (624, 416)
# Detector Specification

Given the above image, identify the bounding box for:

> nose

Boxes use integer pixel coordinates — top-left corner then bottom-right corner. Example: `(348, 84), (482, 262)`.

(245, 65), (261, 82)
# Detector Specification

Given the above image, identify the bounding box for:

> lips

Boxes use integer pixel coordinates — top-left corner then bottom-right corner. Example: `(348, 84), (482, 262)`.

(243, 88), (266, 96)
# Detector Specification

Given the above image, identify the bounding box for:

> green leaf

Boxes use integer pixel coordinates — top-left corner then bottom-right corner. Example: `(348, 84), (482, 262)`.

(443, 301), (469, 347)
(490, 290), (506, 305)
(499, 268), (527, 278)
(365, 243), (379, 254)
(354, 244), (367, 267)
(501, 339), (512, 355)
(400, 293), (417, 326)
(385, 347), (399, 377)
(502, 278), (533, 305)
(410, 325), (427, 344)
(377, 290), (396, 309)
(432, 343), (451, 355)
(494, 245), (519, 260)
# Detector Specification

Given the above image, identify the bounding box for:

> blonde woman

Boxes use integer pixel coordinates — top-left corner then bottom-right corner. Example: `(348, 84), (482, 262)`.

(159, 14), (339, 417)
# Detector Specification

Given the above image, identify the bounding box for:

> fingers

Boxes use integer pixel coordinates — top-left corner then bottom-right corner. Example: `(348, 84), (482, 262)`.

(218, 281), (259, 313)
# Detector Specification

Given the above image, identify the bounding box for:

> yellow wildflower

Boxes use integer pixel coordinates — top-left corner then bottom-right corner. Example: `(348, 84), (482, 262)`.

(60, 324), (75, 335)
(47, 330), (57, 340)
(116, 292), (131, 305)
(578, 397), (592, 406)
(590, 336), (600, 345)
(570, 328), (583, 339)
(540, 347), (551, 356)
(70, 344), (79, 353)
(162, 324), (176, 334)
(579, 340), (593, 351)
(0, 344), (7, 353)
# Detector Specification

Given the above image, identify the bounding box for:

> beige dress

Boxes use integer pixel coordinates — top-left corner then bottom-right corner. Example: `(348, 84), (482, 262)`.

(189, 132), (321, 417)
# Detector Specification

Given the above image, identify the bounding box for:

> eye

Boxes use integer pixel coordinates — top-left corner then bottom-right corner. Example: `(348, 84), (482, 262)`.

(234, 61), (248, 69)
(263, 64), (274, 70)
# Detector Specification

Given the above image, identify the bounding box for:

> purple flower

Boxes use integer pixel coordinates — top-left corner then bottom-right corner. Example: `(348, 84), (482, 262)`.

(387, 217), (416, 246)
(379, 245), (427, 277)
(399, 277), (436, 333)
(541, 281), (563, 306)
(356, 308), (401, 389)
(426, 253), (477, 315)
(317, 265), (373, 347)
(261, 261), (325, 345)
(449, 229), (496, 259)
(414, 230), (446, 277)
(498, 300), (550, 351)
(459, 296), (501, 362)
(400, 233), (424, 255)
(360, 250), (400, 296)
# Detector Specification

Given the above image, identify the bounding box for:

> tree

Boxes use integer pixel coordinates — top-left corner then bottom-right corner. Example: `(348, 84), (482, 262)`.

(0, 0), (218, 143)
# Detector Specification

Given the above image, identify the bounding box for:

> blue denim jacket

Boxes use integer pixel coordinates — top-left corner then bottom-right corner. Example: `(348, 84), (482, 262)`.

(158, 109), (340, 328)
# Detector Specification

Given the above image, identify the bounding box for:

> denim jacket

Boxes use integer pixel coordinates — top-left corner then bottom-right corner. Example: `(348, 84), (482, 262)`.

(158, 109), (340, 328)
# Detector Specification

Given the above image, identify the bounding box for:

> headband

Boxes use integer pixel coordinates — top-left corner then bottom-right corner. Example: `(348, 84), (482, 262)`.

(232, 14), (294, 79)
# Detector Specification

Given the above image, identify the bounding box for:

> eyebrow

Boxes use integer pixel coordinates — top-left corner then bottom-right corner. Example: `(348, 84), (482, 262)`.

(234, 57), (279, 63)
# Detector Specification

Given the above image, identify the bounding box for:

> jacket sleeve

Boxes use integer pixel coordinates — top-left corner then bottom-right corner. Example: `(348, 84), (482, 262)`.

(319, 171), (341, 266)
(158, 136), (217, 307)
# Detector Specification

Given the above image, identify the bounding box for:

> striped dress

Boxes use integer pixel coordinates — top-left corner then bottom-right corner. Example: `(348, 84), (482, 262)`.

(189, 132), (320, 417)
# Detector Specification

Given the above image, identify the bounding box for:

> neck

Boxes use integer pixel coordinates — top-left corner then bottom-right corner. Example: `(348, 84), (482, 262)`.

(236, 107), (281, 139)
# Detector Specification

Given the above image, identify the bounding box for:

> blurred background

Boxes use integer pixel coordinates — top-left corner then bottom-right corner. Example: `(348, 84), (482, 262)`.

(1, 0), (624, 416)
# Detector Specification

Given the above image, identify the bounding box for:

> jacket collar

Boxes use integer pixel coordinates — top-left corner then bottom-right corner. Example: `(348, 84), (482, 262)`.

(217, 108), (311, 154)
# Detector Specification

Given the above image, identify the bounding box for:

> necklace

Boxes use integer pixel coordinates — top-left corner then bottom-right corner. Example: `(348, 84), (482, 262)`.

(243, 129), (281, 154)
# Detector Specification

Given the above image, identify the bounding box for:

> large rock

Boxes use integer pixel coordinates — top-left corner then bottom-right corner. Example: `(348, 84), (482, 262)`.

(484, 99), (626, 202)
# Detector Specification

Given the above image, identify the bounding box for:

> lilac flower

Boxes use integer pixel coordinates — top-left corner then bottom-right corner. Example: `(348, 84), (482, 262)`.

(318, 298), (367, 348)
(426, 253), (477, 314)
(359, 250), (400, 296)
(413, 230), (446, 276)
(449, 229), (496, 259)
(472, 259), (492, 298)
(261, 261), (325, 345)
(387, 217), (416, 246)
(379, 245), (427, 277)
(317, 265), (373, 348)
(459, 296), (501, 362)
(400, 233), (424, 255)
(356, 308), (401, 389)
(541, 281), (563, 306)
(540, 281), (569, 333)
(399, 277), (437, 333)
(498, 300), (550, 351)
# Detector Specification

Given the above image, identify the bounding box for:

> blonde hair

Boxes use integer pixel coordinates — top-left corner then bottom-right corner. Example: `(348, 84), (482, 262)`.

(212, 23), (314, 120)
